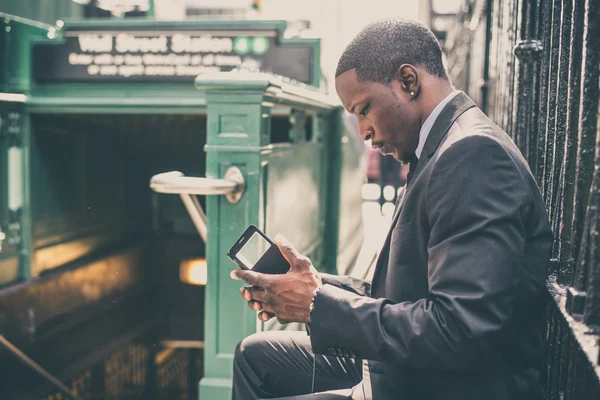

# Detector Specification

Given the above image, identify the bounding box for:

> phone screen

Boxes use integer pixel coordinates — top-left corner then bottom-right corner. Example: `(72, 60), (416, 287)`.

(236, 231), (271, 270)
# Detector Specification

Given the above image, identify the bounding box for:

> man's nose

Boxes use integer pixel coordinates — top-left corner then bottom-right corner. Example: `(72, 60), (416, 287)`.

(358, 121), (373, 141)
(361, 130), (373, 142)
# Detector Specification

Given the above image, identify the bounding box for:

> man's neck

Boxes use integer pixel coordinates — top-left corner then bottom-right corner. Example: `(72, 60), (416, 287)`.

(418, 79), (455, 126)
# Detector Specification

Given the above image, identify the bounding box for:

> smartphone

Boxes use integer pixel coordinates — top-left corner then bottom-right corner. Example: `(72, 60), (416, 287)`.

(227, 225), (290, 275)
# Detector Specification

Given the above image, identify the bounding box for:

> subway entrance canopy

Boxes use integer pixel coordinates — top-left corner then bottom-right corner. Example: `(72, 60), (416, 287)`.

(32, 20), (319, 86)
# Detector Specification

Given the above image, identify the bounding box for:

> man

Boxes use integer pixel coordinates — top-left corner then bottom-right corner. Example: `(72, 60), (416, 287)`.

(230, 18), (553, 400)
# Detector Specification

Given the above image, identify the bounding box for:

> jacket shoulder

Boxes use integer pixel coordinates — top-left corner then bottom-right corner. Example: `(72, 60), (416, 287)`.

(437, 107), (523, 164)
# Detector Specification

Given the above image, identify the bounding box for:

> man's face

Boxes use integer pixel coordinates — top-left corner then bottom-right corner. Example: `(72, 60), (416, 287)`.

(335, 69), (421, 163)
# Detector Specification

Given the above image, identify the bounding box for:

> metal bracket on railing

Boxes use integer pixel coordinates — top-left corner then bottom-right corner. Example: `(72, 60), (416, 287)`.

(149, 166), (245, 242)
(513, 39), (543, 62)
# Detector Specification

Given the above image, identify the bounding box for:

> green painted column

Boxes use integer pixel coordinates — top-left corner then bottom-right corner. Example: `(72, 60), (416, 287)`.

(1, 13), (53, 94)
(147, 0), (155, 17)
(199, 82), (272, 400)
(0, 94), (33, 285)
(0, 15), (52, 283)
(196, 72), (339, 399)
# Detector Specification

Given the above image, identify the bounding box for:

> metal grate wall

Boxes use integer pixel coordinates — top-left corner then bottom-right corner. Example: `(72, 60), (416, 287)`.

(443, 0), (600, 398)
(40, 341), (203, 400)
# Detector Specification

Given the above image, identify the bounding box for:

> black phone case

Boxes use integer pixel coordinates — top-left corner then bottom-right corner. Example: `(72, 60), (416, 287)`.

(251, 244), (289, 275)
(227, 225), (289, 275)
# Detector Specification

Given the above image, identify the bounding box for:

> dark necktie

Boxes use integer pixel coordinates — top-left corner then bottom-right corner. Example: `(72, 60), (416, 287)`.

(406, 152), (419, 186)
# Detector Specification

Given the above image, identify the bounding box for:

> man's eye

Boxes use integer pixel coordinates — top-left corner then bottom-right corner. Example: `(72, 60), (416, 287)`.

(359, 104), (370, 117)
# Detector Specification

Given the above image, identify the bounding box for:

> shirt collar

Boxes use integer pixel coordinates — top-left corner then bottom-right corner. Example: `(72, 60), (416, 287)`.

(415, 90), (460, 159)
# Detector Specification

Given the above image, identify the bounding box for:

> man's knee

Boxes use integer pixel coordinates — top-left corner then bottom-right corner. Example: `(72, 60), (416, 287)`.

(234, 332), (270, 369)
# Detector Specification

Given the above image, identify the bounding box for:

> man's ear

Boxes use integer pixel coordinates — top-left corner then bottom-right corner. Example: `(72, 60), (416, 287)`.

(393, 64), (420, 100)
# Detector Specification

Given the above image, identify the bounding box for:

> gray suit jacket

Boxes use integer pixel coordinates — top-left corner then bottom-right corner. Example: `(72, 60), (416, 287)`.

(310, 92), (553, 400)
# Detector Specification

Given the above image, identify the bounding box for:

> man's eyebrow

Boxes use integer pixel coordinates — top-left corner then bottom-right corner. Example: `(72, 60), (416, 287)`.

(349, 97), (368, 115)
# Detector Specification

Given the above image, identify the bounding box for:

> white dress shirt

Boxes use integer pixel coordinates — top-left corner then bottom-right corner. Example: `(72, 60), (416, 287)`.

(415, 90), (460, 159)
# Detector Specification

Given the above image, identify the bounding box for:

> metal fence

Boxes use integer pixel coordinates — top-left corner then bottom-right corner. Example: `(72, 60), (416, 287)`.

(443, 0), (600, 398)
(39, 341), (203, 400)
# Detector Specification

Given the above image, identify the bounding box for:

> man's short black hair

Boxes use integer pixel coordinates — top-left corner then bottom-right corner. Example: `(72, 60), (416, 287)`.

(336, 18), (448, 84)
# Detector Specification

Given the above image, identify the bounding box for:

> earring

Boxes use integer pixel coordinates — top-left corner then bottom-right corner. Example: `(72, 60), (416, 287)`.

(410, 91), (415, 97)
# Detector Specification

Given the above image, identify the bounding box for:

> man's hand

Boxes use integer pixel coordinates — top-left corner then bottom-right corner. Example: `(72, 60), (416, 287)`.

(230, 234), (322, 324)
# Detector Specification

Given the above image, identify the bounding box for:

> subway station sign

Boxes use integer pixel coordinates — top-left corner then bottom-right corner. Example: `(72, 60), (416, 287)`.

(32, 29), (313, 84)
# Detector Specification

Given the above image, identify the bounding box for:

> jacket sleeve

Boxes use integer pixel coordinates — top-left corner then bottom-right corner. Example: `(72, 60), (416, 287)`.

(320, 273), (371, 297)
(309, 136), (533, 370)
(305, 274), (371, 335)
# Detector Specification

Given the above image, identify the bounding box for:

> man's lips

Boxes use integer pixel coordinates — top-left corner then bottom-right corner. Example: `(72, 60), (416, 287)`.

(374, 142), (394, 155)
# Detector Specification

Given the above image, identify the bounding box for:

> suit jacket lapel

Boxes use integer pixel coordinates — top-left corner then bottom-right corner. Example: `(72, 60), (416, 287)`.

(369, 187), (407, 297)
(420, 92), (476, 160)
(391, 187), (406, 222)
(369, 92), (476, 297)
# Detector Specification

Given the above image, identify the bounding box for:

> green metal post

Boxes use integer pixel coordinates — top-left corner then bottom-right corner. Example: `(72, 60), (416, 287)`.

(0, 13), (53, 94)
(196, 73), (340, 399)
(147, 0), (155, 18)
(20, 109), (32, 279)
(322, 108), (343, 274)
(0, 15), (51, 282)
(0, 95), (30, 283)
(199, 85), (271, 400)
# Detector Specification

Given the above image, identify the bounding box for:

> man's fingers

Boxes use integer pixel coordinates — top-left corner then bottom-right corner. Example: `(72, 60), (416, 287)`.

(258, 310), (275, 322)
(261, 302), (275, 313)
(241, 285), (267, 311)
(248, 299), (273, 313)
(249, 286), (269, 304)
(230, 269), (267, 287)
(248, 300), (263, 312)
(240, 287), (252, 301)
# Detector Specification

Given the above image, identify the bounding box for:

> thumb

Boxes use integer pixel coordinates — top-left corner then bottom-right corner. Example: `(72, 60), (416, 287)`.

(275, 234), (297, 261)
(274, 234), (303, 271)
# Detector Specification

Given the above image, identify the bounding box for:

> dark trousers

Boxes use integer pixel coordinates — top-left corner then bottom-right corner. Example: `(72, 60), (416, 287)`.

(232, 331), (363, 400)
